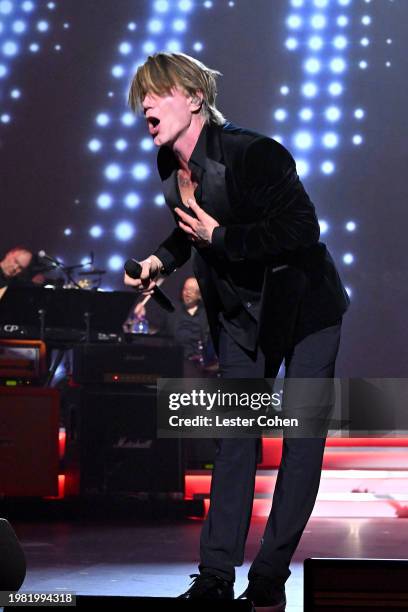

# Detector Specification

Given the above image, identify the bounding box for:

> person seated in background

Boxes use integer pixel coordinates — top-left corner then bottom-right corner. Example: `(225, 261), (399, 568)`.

(165, 276), (208, 360)
(0, 247), (33, 289)
(125, 276), (218, 374)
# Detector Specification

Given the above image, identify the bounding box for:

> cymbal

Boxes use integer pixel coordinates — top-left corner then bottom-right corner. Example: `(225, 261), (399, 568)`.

(78, 269), (106, 275)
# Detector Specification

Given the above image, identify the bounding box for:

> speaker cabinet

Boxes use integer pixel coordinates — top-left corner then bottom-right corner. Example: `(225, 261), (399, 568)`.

(304, 558), (408, 611)
(0, 388), (59, 496)
(62, 386), (184, 497)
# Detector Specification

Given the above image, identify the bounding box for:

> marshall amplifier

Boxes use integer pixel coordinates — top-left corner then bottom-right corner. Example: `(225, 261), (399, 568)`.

(61, 386), (184, 497)
(72, 338), (184, 385)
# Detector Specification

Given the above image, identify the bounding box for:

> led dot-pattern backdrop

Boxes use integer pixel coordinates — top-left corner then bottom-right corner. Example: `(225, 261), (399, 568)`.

(0, 0), (407, 376)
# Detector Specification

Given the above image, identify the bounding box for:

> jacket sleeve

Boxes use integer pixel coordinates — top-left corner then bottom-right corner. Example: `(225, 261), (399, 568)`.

(211, 137), (320, 263)
(153, 227), (192, 275)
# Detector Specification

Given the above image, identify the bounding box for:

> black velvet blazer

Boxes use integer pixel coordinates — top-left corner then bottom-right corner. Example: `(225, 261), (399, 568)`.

(154, 121), (350, 362)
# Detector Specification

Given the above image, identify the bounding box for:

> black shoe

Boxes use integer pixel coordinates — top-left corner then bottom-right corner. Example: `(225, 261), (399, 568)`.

(178, 573), (234, 600)
(238, 575), (286, 611)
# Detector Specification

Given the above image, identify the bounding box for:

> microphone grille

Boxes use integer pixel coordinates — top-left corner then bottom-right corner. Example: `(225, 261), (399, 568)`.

(124, 258), (142, 279)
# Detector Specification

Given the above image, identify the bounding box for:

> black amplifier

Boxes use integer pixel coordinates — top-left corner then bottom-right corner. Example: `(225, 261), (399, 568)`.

(72, 337), (184, 384)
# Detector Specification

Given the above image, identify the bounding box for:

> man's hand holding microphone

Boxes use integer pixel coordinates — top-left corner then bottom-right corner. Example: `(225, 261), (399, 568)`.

(123, 255), (175, 312)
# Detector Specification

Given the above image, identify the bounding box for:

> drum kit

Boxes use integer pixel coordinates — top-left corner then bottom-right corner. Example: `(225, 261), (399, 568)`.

(37, 251), (106, 290)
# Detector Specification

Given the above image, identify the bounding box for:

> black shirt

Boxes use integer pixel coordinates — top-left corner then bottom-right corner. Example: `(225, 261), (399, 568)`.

(164, 301), (209, 359)
(0, 268), (9, 289)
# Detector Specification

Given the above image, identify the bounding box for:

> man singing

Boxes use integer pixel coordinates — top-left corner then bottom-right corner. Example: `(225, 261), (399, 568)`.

(124, 52), (349, 611)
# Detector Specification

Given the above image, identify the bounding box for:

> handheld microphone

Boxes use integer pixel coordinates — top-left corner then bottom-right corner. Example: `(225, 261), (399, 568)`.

(124, 258), (175, 313)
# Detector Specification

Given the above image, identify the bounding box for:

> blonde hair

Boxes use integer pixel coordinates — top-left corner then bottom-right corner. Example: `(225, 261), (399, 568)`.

(128, 52), (226, 125)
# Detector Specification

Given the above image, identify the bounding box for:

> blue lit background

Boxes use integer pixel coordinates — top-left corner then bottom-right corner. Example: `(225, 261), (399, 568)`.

(0, 0), (407, 375)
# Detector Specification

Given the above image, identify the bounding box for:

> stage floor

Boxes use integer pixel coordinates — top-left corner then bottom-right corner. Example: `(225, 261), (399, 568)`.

(8, 513), (408, 612)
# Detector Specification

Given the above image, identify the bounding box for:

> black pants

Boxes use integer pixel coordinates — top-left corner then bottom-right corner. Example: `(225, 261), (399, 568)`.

(198, 321), (342, 583)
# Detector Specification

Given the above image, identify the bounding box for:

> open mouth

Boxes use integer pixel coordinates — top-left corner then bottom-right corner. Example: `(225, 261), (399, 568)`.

(147, 116), (160, 134)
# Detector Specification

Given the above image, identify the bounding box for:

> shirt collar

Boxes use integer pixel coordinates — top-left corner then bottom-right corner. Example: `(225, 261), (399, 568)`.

(188, 121), (208, 172)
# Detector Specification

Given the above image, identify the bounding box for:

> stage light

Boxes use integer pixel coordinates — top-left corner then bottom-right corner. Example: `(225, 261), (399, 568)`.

(115, 139), (127, 151)
(293, 131), (313, 150)
(322, 132), (339, 148)
(193, 42), (203, 52)
(3, 41), (18, 56)
(1, 113), (11, 123)
(337, 15), (348, 26)
(115, 221), (134, 241)
(338, 0), (351, 5)
(285, 37), (298, 50)
(295, 159), (310, 178)
(291, 0), (304, 6)
(321, 161), (335, 174)
(125, 193), (141, 208)
(37, 21), (49, 32)
(352, 134), (363, 145)
(132, 163), (149, 180)
(328, 82), (343, 96)
(22, 1), (34, 11)
(310, 14), (326, 29)
(330, 58), (346, 73)
(287, 15), (302, 29)
(155, 0), (169, 11)
(333, 35), (347, 49)
(304, 58), (321, 74)
(359, 61), (368, 69)
(319, 220), (329, 234)
(64, 228), (72, 236)
(178, 0), (193, 10)
(354, 108), (365, 119)
(108, 255), (124, 271)
(204, 0), (213, 6)
(360, 37), (370, 46)
(274, 108), (287, 121)
(308, 36), (323, 50)
(29, 43), (39, 52)
(105, 164), (122, 180)
(47, 2), (56, 8)
(88, 139), (102, 152)
(96, 113), (110, 126)
(299, 108), (313, 121)
(97, 194), (113, 209)
(128, 22), (136, 30)
(314, 0), (328, 7)
(280, 85), (290, 95)
(362, 15), (371, 25)
(173, 19), (186, 31)
(119, 42), (132, 55)
(0, 64), (6, 77)
(325, 106), (341, 121)
(90, 226), (103, 238)
(148, 19), (163, 33)
(302, 82), (318, 97)
(166, 40), (181, 52)
(143, 41), (156, 53)
(272, 135), (283, 143)
(12, 20), (26, 33)
(154, 194), (165, 206)
(112, 65), (125, 78)
(121, 112), (135, 126)
(140, 137), (154, 151)
(346, 221), (356, 231)
(343, 253), (354, 265)
(0, 0), (12, 14)
(10, 88), (20, 98)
